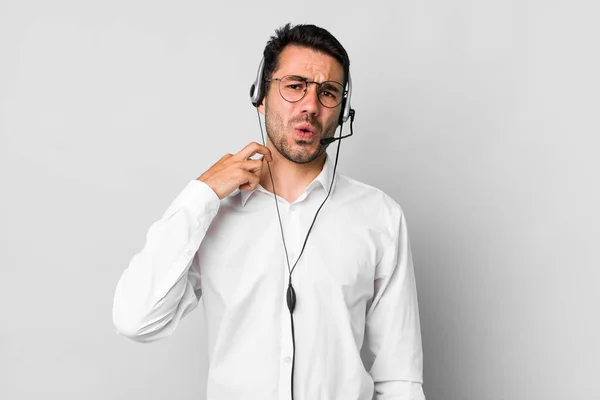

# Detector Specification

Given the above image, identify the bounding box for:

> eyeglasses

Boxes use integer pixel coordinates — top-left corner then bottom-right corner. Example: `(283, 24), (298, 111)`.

(266, 75), (347, 108)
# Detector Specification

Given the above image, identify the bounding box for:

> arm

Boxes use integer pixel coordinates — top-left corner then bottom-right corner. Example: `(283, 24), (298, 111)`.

(366, 206), (426, 400)
(112, 142), (271, 343)
(112, 180), (220, 343)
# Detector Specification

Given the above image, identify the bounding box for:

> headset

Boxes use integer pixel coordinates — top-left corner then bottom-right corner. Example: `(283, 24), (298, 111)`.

(248, 54), (355, 400)
(249, 57), (354, 126)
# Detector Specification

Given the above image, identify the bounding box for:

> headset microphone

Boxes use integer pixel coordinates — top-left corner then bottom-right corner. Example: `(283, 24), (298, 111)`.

(320, 109), (355, 145)
(320, 134), (350, 146)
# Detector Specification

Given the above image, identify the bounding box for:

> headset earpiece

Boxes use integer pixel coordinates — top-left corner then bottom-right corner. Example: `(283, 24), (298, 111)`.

(339, 73), (352, 125)
(250, 58), (265, 107)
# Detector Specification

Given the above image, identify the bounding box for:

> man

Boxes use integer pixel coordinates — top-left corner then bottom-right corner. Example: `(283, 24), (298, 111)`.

(113, 23), (425, 400)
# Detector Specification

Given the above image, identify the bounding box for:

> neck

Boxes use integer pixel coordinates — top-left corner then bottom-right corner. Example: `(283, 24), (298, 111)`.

(259, 143), (326, 204)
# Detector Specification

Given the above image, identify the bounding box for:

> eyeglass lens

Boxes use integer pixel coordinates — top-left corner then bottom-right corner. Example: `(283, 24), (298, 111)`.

(277, 75), (344, 108)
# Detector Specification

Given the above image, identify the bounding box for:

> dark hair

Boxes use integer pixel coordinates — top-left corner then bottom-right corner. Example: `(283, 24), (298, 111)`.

(262, 23), (350, 88)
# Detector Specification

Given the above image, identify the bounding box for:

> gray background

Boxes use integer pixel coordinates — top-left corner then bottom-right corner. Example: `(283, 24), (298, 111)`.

(1, 1), (598, 399)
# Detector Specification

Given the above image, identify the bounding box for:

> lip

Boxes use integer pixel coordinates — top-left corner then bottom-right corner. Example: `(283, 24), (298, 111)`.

(294, 128), (314, 139)
(294, 123), (316, 139)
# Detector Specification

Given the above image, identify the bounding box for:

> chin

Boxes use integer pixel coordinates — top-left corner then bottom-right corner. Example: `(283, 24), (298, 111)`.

(287, 146), (324, 164)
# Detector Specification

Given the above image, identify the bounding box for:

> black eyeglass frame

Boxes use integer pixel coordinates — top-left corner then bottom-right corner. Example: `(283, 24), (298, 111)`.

(265, 75), (348, 108)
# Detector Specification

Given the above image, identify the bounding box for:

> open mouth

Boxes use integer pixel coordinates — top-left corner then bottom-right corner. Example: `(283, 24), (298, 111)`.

(294, 124), (316, 139)
(294, 129), (314, 140)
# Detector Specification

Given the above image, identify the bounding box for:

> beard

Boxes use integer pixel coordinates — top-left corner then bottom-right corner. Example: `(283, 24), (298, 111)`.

(264, 107), (338, 164)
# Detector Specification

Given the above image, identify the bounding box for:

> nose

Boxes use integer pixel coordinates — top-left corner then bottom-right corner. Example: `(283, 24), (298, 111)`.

(299, 82), (321, 117)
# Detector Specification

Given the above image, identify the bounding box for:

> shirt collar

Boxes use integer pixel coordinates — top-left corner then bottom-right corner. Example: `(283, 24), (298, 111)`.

(239, 153), (336, 207)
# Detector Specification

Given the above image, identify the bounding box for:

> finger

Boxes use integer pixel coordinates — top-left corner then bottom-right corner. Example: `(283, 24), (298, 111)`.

(240, 159), (264, 173)
(209, 153), (233, 169)
(246, 170), (261, 186)
(239, 171), (260, 190)
(236, 142), (273, 162)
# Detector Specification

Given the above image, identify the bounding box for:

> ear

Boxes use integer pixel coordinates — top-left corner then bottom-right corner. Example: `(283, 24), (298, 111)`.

(257, 98), (266, 115)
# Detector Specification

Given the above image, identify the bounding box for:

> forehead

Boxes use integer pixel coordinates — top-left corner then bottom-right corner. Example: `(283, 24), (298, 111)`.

(274, 45), (344, 83)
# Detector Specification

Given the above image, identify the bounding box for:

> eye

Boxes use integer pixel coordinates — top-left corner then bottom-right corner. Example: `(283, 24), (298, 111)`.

(319, 83), (341, 100)
(320, 90), (337, 99)
(281, 76), (306, 91)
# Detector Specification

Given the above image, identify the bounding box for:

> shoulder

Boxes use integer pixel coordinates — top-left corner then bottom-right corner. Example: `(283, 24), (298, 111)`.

(334, 173), (404, 211)
(333, 173), (406, 229)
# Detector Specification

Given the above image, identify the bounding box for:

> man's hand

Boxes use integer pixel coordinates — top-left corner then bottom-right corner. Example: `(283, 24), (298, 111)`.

(197, 142), (273, 200)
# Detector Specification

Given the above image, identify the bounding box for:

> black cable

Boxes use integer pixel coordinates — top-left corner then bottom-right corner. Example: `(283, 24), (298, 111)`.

(256, 110), (347, 400)
(289, 299), (297, 397)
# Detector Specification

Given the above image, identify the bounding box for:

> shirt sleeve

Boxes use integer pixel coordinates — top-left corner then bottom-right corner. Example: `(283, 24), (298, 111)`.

(365, 205), (425, 399)
(112, 179), (220, 343)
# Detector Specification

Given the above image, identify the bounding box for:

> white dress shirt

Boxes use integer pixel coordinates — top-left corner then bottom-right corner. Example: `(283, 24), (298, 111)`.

(112, 153), (425, 400)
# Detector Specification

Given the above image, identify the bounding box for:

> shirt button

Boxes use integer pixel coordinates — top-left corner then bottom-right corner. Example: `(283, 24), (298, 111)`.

(284, 356), (292, 363)
(187, 249), (194, 256)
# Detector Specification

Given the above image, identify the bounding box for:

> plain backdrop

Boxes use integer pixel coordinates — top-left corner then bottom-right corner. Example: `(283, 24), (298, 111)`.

(1, 1), (599, 399)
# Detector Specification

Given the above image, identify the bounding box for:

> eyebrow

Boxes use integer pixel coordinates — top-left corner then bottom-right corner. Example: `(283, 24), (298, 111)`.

(286, 75), (343, 87)
(286, 75), (309, 81)
(321, 82), (341, 92)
